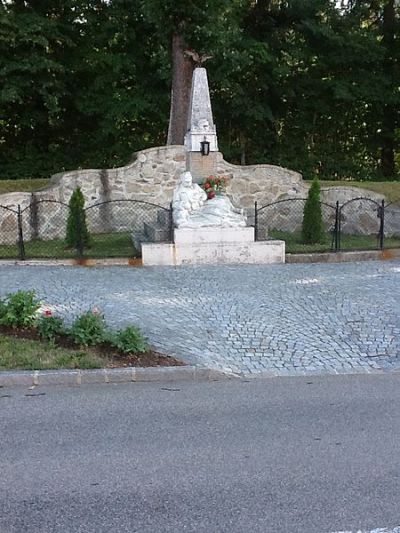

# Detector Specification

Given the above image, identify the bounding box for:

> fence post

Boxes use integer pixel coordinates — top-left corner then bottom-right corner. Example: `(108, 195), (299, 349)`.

(169, 202), (174, 243)
(17, 204), (25, 261)
(254, 201), (258, 241)
(333, 201), (339, 252)
(379, 199), (385, 250)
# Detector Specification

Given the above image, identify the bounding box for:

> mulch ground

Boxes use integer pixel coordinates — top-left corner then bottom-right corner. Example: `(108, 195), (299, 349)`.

(0, 326), (185, 368)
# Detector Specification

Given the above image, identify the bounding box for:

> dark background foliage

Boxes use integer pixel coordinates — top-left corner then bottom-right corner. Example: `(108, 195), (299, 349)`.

(0, 0), (399, 182)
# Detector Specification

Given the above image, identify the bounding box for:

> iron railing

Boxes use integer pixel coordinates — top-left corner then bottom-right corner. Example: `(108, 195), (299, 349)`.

(255, 197), (400, 253)
(1, 195), (399, 259)
(0, 199), (173, 260)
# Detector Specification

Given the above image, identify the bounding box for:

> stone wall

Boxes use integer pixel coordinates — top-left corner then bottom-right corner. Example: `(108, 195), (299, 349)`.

(0, 145), (398, 245)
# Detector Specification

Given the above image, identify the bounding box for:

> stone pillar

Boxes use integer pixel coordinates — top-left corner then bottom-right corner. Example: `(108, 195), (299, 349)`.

(184, 67), (218, 183)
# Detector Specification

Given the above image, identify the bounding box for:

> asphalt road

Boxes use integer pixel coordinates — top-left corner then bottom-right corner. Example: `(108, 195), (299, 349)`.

(1, 374), (400, 533)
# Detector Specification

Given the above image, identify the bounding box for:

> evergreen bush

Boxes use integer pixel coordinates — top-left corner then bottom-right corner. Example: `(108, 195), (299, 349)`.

(302, 178), (323, 244)
(65, 187), (91, 252)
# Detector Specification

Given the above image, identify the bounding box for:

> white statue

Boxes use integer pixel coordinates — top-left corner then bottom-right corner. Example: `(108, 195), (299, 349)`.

(172, 171), (247, 228)
(172, 171), (207, 227)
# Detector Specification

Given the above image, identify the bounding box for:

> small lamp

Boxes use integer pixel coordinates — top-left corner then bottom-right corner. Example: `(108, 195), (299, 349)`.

(200, 137), (210, 156)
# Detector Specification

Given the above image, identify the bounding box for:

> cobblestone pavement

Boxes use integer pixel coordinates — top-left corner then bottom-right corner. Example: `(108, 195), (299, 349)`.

(0, 261), (399, 376)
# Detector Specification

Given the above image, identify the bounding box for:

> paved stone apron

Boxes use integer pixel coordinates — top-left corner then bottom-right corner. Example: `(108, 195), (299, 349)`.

(1, 261), (399, 376)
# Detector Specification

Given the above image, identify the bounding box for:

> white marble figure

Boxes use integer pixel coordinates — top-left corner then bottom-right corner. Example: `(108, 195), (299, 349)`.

(172, 171), (247, 228)
(172, 171), (207, 227)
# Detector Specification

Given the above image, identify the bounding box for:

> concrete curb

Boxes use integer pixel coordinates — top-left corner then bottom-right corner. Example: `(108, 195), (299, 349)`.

(0, 366), (229, 388)
(0, 249), (399, 267)
(0, 258), (142, 267)
(286, 248), (400, 263)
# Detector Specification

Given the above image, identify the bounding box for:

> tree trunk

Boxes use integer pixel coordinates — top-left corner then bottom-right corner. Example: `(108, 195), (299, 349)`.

(380, 0), (396, 178)
(167, 33), (194, 145)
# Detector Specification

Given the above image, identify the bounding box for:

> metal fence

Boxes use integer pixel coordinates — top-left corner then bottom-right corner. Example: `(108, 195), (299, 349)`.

(0, 199), (173, 260)
(255, 197), (400, 253)
(1, 195), (399, 260)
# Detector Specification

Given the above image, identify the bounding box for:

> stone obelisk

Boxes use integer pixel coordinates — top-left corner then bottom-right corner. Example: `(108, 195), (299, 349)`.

(184, 68), (218, 182)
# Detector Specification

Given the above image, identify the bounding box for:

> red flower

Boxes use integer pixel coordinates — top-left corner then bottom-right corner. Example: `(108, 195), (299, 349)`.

(208, 190), (216, 199)
(43, 309), (52, 317)
(204, 182), (211, 189)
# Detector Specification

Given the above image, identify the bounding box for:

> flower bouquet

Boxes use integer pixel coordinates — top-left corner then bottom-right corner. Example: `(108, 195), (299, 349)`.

(201, 175), (228, 199)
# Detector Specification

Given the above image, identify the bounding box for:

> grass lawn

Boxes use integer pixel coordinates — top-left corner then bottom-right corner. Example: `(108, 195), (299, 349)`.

(321, 181), (400, 203)
(0, 232), (138, 259)
(269, 230), (400, 253)
(0, 330), (182, 370)
(1, 228), (398, 259)
(0, 179), (50, 195)
(0, 334), (105, 370)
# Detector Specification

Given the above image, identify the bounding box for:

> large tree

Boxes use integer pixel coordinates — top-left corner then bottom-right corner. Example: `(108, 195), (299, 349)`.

(140, 0), (240, 145)
(0, 0), (398, 181)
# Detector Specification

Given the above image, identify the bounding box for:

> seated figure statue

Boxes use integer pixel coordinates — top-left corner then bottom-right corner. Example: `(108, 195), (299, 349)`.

(172, 171), (207, 227)
(172, 171), (247, 228)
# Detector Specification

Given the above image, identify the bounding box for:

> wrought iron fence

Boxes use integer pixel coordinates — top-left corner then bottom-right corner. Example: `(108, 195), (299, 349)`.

(255, 197), (400, 253)
(0, 199), (173, 260)
(1, 195), (399, 260)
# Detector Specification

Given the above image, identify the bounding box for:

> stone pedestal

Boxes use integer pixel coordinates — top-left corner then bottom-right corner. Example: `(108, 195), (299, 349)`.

(141, 227), (285, 266)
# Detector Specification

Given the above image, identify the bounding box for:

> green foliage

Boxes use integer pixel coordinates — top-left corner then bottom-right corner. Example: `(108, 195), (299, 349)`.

(70, 310), (107, 347)
(0, 0), (399, 181)
(65, 187), (90, 251)
(110, 326), (148, 354)
(0, 290), (41, 328)
(302, 179), (323, 244)
(36, 314), (65, 343)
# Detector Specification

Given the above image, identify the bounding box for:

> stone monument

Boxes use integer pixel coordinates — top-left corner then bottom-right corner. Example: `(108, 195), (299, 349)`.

(172, 171), (246, 228)
(140, 67), (285, 266)
(184, 68), (218, 182)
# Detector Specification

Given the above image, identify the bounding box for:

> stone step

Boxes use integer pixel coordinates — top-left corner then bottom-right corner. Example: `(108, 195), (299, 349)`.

(157, 210), (171, 225)
(143, 222), (171, 242)
(132, 231), (146, 251)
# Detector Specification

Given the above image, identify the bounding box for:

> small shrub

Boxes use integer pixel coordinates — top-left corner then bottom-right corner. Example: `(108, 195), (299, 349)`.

(65, 187), (91, 252)
(0, 290), (41, 328)
(110, 326), (148, 354)
(302, 178), (323, 244)
(36, 313), (65, 343)
(70, 310), (107, 346)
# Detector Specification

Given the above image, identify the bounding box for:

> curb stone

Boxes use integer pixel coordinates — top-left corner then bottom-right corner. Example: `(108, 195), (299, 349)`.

(0, 366), (230, 388)
(0, 248), (399, 267)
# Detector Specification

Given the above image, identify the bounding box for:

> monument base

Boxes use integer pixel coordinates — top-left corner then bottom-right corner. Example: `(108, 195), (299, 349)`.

(141, 227), (285, 266)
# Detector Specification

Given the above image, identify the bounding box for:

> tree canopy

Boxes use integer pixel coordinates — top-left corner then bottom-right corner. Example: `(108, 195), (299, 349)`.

(0, 0), (399, 181)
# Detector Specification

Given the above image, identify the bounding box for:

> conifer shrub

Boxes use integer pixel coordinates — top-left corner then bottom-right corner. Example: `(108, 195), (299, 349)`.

(302, 178), (323, 244)
(65, 187), (91, 252)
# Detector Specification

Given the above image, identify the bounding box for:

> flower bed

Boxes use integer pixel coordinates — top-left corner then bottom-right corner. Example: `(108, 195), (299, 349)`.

(0, 290), (184, 370)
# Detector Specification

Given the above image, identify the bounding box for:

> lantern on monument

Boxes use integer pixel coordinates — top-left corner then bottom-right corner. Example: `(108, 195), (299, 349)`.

(200, 137), (210, 156)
